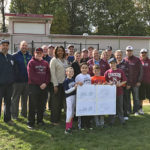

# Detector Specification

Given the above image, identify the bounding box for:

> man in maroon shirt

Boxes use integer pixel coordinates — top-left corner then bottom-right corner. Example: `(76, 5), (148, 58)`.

(139, 48), (150, 114)
(87, 49), (110, 76)
(124, 46), (143, 116)
(27, 48), (50, 129)
(104, 57), (127, 125)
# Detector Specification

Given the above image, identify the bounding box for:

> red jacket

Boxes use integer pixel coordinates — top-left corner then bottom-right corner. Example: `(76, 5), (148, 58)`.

(140, 57), (150, 84)
(124, 55), (143, 86)
(27, 57), (50, 86)
(87, 58), (110, 76)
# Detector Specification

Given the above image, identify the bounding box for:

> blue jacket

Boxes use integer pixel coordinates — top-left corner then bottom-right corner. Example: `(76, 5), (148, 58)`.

(13, 50), (32, 82)
(0, 52), (15, 85)
(43, 55), (51, 64)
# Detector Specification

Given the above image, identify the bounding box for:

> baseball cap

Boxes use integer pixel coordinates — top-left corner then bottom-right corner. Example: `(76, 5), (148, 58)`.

(1, 39), (9, 45)
(48, 44), (55, 48)
(67, 44), (74, 49)
(35, 47), (43, 53)
(106, 46), (112, 51)
(126, 46), (133, 51)
(108, 57), (117, 63)
(82, 48), (88, 52)
(140, 48), (147, 53)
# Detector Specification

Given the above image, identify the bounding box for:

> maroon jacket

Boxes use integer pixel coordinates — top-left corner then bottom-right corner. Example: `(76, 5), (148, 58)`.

(27, 57), (50, 86)
(124, 55), (143, 86)
(140, 57), (150, 84)
(87, 58), (110, 76)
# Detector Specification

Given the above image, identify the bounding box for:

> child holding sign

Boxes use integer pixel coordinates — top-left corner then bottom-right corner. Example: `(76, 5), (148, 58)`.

(104, 58), (127, 126)
(91, 65), (106, 127)
(75, 63), (92, 130)
(63, 67), (78, 134)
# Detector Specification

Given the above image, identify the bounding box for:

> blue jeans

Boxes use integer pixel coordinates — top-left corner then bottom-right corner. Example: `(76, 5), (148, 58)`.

(127, 86), (140, 113)
(109, 95), (125, 124)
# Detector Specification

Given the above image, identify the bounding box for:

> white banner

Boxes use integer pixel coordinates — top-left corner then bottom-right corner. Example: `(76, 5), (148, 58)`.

(76, 85), (116, 116)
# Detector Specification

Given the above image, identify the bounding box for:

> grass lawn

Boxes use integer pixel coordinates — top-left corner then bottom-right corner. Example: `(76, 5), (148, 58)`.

(0, 105), (150, 150)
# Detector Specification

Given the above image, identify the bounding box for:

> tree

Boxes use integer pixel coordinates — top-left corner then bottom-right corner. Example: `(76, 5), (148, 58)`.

(10, 0), (91, 35)
(50, 1), (70, 34)
(135, 0), (150, 35)
(64, 0), (91, 34)
(9, 0), (148, 35)
(10, 0), (41, 13)
(90, 0), (146, 35)
(0, 0), (7, 32)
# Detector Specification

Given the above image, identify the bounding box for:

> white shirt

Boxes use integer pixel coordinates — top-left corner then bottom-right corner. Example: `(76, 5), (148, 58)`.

(50, 57), (68, 86)
(75, 73), (91, 84)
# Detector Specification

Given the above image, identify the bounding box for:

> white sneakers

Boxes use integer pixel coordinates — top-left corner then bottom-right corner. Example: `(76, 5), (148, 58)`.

(134, 112), (139, 116)
(124, 117), (129, 120)
(139, 108), (144, 115)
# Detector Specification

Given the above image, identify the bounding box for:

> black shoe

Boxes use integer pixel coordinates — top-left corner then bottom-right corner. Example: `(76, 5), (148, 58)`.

(65, 128), (72, 134)
(109, 123), (114, 127)
(6, 120), (15, 125)
(121, 122), (126, 126)
(37, 121), (45, 126)
(100, 125), (106, 128)
(12, 117), (18, 120)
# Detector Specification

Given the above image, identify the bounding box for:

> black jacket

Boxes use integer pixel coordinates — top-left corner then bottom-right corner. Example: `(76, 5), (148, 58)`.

(71, 61), (81, 79)
(0, 52), (15, 85)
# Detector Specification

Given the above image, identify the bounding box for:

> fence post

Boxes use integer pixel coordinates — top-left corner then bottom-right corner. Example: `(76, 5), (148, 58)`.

(80, 43), (82, 52)
(14, 44), (16, 52)
(97, 44), (99, 50)
(31, 40), (34, 55)
(64, 41), (66, 48)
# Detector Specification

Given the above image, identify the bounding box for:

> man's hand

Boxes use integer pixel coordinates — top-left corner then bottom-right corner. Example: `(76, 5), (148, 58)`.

(77, 82), (83, 86)
(40, 83), (47, 90)
(126, 85), (131, 90)
(136, 82), (141, 87)
(116, 83), (121, 87)
(108, 81), (114, 85)
(54, 86), (58, 94)
(74, 83), (78, 89)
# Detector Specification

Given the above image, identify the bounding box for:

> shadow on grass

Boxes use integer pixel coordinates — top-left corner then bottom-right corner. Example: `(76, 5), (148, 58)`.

(0, 119), (54, 150)
(1, 106), (150, 150)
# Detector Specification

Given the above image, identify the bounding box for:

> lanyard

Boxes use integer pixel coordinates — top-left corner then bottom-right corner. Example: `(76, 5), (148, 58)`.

(23, 54), (27, 67)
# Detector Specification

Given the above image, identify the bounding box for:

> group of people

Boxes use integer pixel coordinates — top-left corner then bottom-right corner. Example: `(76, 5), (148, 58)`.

(0, 39), (150, 135)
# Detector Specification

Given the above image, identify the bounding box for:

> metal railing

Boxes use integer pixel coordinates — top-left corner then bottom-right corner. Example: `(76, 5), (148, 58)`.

(14, 40), (101, 54)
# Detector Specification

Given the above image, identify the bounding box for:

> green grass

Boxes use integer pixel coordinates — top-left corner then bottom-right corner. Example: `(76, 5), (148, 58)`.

(1, 106), (150, 150)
